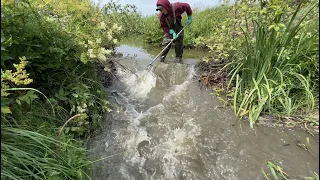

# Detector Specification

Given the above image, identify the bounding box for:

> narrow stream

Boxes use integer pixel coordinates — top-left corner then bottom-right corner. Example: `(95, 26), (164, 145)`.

(87, 44), (319, 180)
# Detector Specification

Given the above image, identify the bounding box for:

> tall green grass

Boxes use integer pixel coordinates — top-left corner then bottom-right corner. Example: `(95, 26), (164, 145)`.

(1, 100), (91, 180)
(228, 1), (319, 127)
(1, 127), (90, 180)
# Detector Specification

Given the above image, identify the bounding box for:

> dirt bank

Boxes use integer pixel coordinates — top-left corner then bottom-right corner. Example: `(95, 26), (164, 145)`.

(195, 59), (319, 137)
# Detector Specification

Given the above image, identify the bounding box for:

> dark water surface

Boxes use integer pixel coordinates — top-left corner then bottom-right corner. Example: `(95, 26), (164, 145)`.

(87, 44), (319, 180)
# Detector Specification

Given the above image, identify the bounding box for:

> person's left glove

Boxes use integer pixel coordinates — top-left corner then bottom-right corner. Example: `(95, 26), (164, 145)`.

(169, 29), (178, 40)
(187, 15), (192, 25)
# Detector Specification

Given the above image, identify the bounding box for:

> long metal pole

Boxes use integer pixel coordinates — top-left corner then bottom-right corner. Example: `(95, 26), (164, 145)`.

(145, 24), (189, 70)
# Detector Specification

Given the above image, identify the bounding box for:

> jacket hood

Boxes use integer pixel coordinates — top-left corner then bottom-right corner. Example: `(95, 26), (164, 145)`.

(156, 0), (172, 14)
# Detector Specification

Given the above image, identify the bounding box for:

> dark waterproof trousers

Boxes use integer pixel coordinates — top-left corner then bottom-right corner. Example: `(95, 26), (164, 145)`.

(160, 25), (184, 60)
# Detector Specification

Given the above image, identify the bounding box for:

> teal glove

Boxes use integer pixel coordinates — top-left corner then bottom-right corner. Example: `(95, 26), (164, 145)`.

(169, 29), (177, 40)
(187, 15), (192, 25)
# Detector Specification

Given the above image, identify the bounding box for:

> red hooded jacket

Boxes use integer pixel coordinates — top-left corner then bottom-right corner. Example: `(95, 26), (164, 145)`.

(156, 0), (192, 33)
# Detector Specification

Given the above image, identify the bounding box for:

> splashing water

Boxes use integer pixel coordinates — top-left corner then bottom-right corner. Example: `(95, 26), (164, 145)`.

(116, 68), (156, 101)
(88, 46), (319, 180)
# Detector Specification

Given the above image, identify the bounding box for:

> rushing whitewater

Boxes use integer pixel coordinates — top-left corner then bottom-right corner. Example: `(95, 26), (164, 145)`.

(87, 45), (319, 180)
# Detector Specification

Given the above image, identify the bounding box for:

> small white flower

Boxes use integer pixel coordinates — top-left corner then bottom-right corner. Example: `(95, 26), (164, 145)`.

(113, 39), (118, 44)
(105, 49), (112, 55)
(99, 47), (108, 54)
(82, 103), (87, 109)
(96, 38), (102, 44)
(107, 31), (113, 40)
(98, 54), (107, 61)
(77, 106), (86, 113)
(307, 32), (312, 37)
(112, 24), (118, 30)
(100, 22), (106, 30)
(88, 49), (96, 58)
(88, 40), (94, 45)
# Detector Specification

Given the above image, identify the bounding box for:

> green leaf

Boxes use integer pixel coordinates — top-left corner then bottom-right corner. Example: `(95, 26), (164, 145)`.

(1, 106), (12, 114)
(1, 97), (12, 106)
(64, 127), (70, 134)
(18, 91), (39, 104)
(48, 175), (62, 180)
(15, 99), (22, 105)
(59, 87), (64, 95)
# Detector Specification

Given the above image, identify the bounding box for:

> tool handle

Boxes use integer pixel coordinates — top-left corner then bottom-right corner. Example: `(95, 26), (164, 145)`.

(145, 24), (189, 69)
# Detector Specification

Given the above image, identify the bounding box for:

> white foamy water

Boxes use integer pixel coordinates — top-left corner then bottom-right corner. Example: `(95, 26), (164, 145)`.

(117, 68), (157, 101)
(105, 64), (205, 179)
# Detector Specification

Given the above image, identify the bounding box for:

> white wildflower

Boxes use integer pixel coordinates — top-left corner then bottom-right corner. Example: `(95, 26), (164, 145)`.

(113, 39), (118, 44)
(88, 49), (96, 58)
(105, 49), (112, 55)
(88, 40), (94, 45)
(112, 23), (122, 31)
(82, 103), (87, 109)
(100, 22), (106, 30)
(96, 38), (102, 44)
(77, 106), (86, 113)
(99, 47), (108, 55)
(107, 31), (113, 40)
(112, 24), (118, 30)
(98, 54), (107, 61)
(307, 32), (312, 37)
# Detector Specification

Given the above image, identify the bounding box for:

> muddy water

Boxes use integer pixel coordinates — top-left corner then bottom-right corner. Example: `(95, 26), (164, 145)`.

(87, 44), (319, 180)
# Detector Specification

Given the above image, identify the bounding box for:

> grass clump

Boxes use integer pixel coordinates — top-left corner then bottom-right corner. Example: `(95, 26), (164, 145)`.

(227, 0), (319, 127)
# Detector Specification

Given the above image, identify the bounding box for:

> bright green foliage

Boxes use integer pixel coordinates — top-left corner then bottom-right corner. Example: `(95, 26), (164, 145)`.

(226, 0), (319, 127)
(261, 160), (289, 180)
(1, 0), (114, 134)
(102, 0), (144, 36)
(1, 0), (122, 179)
(262, 160), (319, 180)
(141, 15), (163, 43)
(1, 92), (93, 179)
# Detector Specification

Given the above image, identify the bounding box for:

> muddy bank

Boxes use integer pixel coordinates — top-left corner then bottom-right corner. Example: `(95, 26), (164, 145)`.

(195, 59), (319, 136)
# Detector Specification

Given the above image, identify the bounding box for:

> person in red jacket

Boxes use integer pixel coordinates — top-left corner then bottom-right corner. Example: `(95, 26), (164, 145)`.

(156, 0), (192, 63)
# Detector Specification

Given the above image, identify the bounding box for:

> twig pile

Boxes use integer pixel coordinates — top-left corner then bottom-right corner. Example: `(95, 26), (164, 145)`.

(196, 58), (229, 90)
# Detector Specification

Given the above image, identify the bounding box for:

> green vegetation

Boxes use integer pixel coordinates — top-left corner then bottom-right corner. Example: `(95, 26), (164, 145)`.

(227, 0), (319, 127)
(1, 0), (319, 179)
(262, 160), (319, 180)
(1, 0), (120, 179)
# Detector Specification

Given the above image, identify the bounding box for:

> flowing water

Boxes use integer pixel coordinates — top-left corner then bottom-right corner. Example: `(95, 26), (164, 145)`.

(87, 44), (319, 180)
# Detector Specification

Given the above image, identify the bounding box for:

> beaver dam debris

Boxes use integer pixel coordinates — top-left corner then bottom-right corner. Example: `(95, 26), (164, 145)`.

(196, 58), (229, 90)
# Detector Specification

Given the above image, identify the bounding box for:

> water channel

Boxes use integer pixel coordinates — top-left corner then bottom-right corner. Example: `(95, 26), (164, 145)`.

(87, 41), (319, 180)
